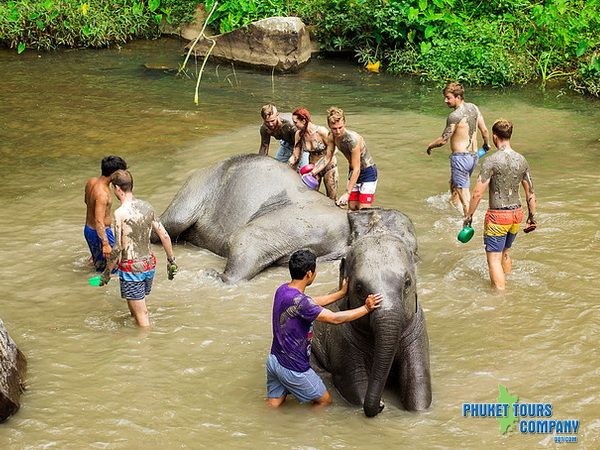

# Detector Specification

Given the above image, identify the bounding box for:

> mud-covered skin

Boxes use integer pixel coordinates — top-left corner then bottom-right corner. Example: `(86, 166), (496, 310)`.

(479, 146), (534, 209)
(311, 209), (431, 417)
(300, 126), (339, 200)
(443, 102), (480, 152)
(260, 118), (297, 148)
(155, 154), (350, 283)
(337, 129), (375, 169)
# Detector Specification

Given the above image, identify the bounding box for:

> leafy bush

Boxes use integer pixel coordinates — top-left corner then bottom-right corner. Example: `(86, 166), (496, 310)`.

(1, 0), (598, 96)
(0, 0), (177, 51)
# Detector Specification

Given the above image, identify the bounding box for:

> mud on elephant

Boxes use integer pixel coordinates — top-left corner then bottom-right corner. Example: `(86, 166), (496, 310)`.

(155, 154), (350, 283)
(311, 208), (432, 417)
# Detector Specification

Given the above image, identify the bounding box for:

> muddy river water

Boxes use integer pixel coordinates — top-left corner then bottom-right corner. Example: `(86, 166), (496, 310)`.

(1, 38), (599, 448)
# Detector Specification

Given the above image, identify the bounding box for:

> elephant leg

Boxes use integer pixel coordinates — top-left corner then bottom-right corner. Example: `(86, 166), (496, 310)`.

(328, 326), (371, 406)
(219, 215), (305, 283)
(395, 328), (432, 411)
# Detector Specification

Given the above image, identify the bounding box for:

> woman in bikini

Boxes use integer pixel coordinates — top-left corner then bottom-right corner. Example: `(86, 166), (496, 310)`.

(288, 107), (339, 201)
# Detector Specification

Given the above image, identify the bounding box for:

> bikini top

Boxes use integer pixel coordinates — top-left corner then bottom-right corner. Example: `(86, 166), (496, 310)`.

(301, 128), (328, 156)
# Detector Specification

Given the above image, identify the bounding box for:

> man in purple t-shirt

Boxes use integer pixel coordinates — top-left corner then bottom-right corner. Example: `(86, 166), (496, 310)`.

(266, 249), (382, 408)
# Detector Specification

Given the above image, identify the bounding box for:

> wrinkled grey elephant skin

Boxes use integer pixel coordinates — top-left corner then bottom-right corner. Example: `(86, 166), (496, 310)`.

(156, 154), (350, 283)
(311, 209), (432, 417)
(0, 318), (27, 423)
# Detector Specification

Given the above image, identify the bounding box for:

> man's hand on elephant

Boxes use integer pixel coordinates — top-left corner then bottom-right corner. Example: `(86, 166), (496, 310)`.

(336, 192), (350, 207)
(364, 293), (383, 312)
(339, 277), (349, 296)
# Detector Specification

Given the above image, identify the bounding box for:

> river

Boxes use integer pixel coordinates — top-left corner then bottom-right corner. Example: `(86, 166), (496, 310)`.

(1, 38), (599, 449)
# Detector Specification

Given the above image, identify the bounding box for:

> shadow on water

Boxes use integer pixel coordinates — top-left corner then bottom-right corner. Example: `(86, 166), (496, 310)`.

(0, 38), (599, 448)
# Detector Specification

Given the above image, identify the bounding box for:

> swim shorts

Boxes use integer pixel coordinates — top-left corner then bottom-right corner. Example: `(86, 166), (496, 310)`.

(118, 254), (157, 301)
(450, 153), (478, 188)
(84, 225), (115, 272)
(348, 165), (378, 204)
(483, 207), (524, 252)
(266, 353), (326, 403)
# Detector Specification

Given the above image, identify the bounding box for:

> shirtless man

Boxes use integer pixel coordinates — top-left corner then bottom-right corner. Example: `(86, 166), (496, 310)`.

(288, 107), (339, 201)
(84, 155), (127, 271)
(426, 82), (490, 216)
(259, 103), (308, 169)
(311, 107), (377, 210)
(100, 170), (177, 327)
(464, 119), (537, 291)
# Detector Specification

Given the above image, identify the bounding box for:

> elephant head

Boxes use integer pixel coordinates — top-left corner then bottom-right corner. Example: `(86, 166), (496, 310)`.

(342, 209), (431, 417)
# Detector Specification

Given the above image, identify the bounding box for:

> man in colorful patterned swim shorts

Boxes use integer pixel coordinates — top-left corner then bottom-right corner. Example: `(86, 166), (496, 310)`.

(463, 119), (537, 290)
(266, 249), (382, 408)
(426, 82), (490, 216)
(100, 170), (178, 327)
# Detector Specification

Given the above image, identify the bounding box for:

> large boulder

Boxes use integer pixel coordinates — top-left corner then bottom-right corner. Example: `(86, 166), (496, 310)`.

(0, 319), (26, 423)
(186, 16), (312, 73)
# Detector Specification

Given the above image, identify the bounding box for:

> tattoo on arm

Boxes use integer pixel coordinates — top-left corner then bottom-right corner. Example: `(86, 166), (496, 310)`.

(441, 124), (454, 141)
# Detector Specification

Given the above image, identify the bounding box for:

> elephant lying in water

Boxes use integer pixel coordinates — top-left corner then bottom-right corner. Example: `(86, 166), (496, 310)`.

(311, 209), (432, 417)
(159, 156), (432, 415)
(156, 154), (349, 283)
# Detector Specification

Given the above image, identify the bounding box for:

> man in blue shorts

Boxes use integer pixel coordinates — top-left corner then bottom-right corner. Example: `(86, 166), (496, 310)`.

(426, 82), (490, 216)
(100, 170), (178, 327)
(84, 155), (127, 271)
(266, 249), (382, 408)
(259, 104), (309, 171)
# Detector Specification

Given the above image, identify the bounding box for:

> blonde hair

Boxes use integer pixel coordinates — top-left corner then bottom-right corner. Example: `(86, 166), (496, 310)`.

(327, 106), (345, 125)
(260, 104), (278, 119)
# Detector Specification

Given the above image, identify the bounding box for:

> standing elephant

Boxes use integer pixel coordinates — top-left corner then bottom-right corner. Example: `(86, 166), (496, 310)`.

(156, 154), (350, 283)
(311, 208), (432, 417)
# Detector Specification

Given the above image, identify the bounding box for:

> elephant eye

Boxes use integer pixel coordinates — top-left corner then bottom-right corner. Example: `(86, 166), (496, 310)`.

(353, 282), (364, 295)
(403, 278), (412, 295)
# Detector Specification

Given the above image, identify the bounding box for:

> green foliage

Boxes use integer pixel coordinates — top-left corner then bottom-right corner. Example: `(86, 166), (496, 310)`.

(0, 0), (178, 51)
(204, 0), (292, 34)
(1, 0), (598, 96)
(198, 0), (599, 95)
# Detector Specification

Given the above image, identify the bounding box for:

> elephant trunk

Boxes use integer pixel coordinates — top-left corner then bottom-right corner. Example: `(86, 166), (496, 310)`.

(363, 313), (402, 417)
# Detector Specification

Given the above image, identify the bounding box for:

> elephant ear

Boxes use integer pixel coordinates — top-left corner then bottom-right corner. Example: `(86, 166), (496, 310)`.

(338, 257), (346, 289)
(348, 208), (418, 260)
(337, 257), (352, 311)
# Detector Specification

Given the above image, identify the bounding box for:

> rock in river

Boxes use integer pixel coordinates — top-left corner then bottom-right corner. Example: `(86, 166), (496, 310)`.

(186, 16), (312, 73)
(0, 318), (26, 423)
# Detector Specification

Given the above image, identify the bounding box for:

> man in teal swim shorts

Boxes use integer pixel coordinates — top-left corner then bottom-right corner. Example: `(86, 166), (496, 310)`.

(100, 170), (178, 327)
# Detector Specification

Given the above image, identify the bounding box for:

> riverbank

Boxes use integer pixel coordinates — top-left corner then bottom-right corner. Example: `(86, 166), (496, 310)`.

(1, 0), (598, 97)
